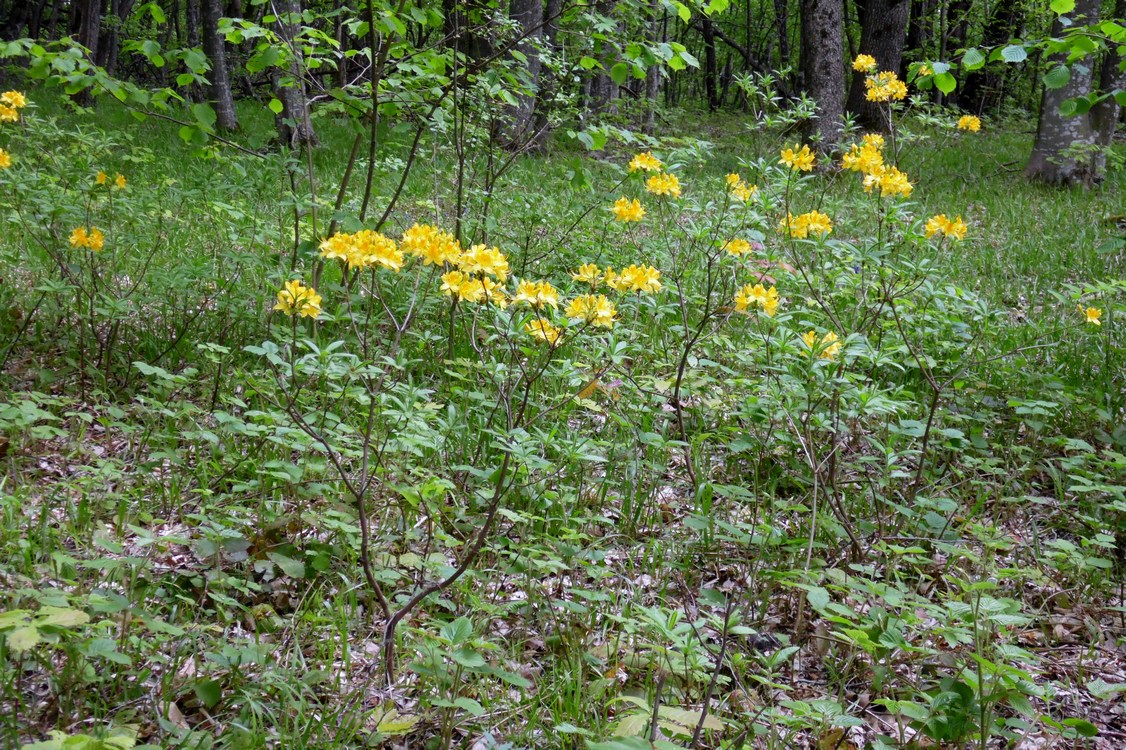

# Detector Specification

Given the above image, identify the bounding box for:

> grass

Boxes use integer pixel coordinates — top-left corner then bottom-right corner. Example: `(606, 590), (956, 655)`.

(1, 90), (1124, 750)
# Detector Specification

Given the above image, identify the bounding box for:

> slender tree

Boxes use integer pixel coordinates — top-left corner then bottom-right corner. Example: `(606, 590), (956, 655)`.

(800, 0), (845, 148)
(1090, 0), (1126, 176)
(498, 0), (544, 148)
(845, 0), (910, 131)
(271, 0), (317, 147)
(202, 0), (239, 131)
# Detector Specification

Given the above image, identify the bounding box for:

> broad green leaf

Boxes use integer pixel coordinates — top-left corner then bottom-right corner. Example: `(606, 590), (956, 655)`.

(961, 48), (986, 70)
(610, 63), (629, 86)
(268, 97), (284, 115)
(806, 586), (830, 611)
(1050, 0), (1076, 14)
(36, 607), (90, 628)
(7, 626), (41, 652)
(439, 616), (473, 644)
(578, 56), (598, 70)
(934, 72), (957, 94)
(1001, 45), (1027, 63)
(267, 552), (305, 579)
(194, 679), (222, 708)
(1043, 64), (1071, 89)
(453, 696), (485, 716)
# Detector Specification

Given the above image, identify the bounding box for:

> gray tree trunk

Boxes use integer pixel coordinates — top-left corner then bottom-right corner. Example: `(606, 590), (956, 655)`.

(499, 0), (543, 148)
(800, 0), (845, 149)
(202, 0), (238, 131)
(271, 0), (317, 148)
(1025, 0), (1100, 186)
(1090, 0), (1125, 176)
(845, 0), (909, 132)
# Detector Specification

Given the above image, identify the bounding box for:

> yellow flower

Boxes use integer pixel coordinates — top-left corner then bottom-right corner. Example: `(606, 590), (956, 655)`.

(401, 223), (461, 266)
(918, 64), (933, 77)
(724, 238), (753, 257)
(440, 270), (469, 298)
(734, 283), (781, 316)
(0, 90), (27, 109)
(924, 214), (967, 241)
(457, 244), (509, 281)
(320, 230), (403, 272)
(779, 210), (833, 239)
(0, 105), (18, 123)
(0, 148), (10, 169)
(68, 226), (105, 252)
(1079, 304), (1102, 326)
(841, 142), (885, 174)
(615, 264), (663, 294)
(726, 173), (742, 187)
(865, 71), (908, 102)
(731, 182), (757, 202)
(957, 114), (981, 132)
(95, 171), (107, 185)
(611, 196), (646, 222)
(571, 263), (602, 286)
(862, 164), (913, 198)
(628, 151), (663, 172)
(861, 133), (885, 150)
(779, 144), (815, 172)
(114, 173), (126, 189)
(802, 330), (842, 359)
(513, 280), (560, 309)
(461, 276), (508, 307)
(525, 319), (562, 345)
(274, 279), (322, 318)
(566, 294), (617, 328)
(645, 172), (682, 198)
(852, 54), (877, 73)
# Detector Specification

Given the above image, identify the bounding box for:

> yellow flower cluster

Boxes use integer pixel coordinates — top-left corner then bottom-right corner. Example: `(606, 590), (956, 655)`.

(512, 280), (559, 309)
(611, 196), (645, 222)
(865, 71), (908, 102)
(924, 214), (967, 241)
(401, 223), (462, 266)
(734, 283), (781, 317)
(565, 294), (617, 328)
(726, 173), (758, 201)
(723, 238), (754, 257)
(0, 90), (27, 123)
(1078, 304), (1101, 326)
(572, 263), (602, 286)
(918, 64), (933, 77)
(863, 164), (913, 198)
(605, 264), (662, 294)
(458, 243), (510, 281)
(779, 144), (815, 172)
(524, 319), (562, 344)
(645, 172), (682, 198)
(957, 114), (981, 132)
(0, 147), (9, 170)
(780, 210), (833, 239)
(842, 134), (912, 198)
(852, 54), (877, 73)
(274, 279), (322, 318)
(69, 226), (105, 252)
(628, 151), (663, 172)
(441, 272), (507, 306)
(320, 229), (404, 272)
(802, 330), (842, 360)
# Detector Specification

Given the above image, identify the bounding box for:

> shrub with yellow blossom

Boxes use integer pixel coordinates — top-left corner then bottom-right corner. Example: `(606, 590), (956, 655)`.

(852, 54), (877, 72)
(565, 294), (617, 328)
(1078, 304), (1102, 326)
(611, 197), (645, 222)
(320, 230), (404, 272)
(69, 226), (106, 252)
(645, 172), (682, 198)
(802, 330), (842, 360)
(956, 114), (982, 132)
(779, 144), (815, 172)
(524, 319), (562, 345)
(457, 244), (510, 282)
(628, 151), (663, 173)
(274, 279), (322, 318)
(726, 172), (758, 202)
(924, 214), (968, 241)
(780, 211), (833, 239)
(865, 71), (908, 102)
(734, 283), (781, 317)
(512, 280), (560, 310)
(571, 263), (602, 287)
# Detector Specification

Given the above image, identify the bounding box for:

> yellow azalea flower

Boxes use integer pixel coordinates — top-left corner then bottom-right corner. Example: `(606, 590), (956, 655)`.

(779, 144), (815, 172)
(457, 276), (507, 307)
(0, 148), (10, 169)
(852, 54), (877, 73)
(115, 173), (126, 189)
(957, 114), (981, 132)
(571, 263), (602, 286)
(566, 294), (617, 328)
(274, 279), (322, 318)
(95, 171), (107, 185)
(802, 330), (842, 359)
(945, 216), (967, 240)
(841, 142), (885, 174)
(862, 164), (913, 198)
(865, 71), (908, 102)
(779, 210), (832, 239)
(611, 196), (646, 222)
(401, 223), (461, 266)
(524, 319), (562, 345)
(726, 173), (741, 187)
(0, 90), (27, 109)
(861, 133), (885, 149)
(68, 226), (105, 252)
(724, 238), (753, 257)
(645, 172), (682, 198)
(512, 280), (560, 309)
(320, 230), (403, 272)
(0, 105), (18, 123)
(615, 264), (663, 294)
(918, 64), (933, 77)
(734, 283), (781, 316)
(731, 182), (757, 201)
(628, 151), (663, 172)
(1079, 304), (1102, 326)
(458, 244), (509, 281)
(69, 227), (88, 248)
(440, 270), (469, 298)
(924, 214), (967, 241)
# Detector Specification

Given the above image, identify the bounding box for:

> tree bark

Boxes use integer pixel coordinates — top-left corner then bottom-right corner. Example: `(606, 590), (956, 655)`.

(202, 0), (238, 130)
(498, 0), (544, 148)
(959, 1), (1022, 114)
(845, 0), (909, 131)
(702, 16), (719, 111)
(1025, 0), (1101, 186)
(1090, 0), (1126, 176)
(271, 0), (317, 148)
(800, 0), (845, 149)
(904, 0), (930, 63)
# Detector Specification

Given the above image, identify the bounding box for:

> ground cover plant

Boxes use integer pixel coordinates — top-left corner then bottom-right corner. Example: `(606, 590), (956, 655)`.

(1, 2), (1126, 748)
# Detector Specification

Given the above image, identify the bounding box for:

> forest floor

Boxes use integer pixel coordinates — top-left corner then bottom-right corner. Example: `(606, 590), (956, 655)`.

(1, 97), (1125, 750)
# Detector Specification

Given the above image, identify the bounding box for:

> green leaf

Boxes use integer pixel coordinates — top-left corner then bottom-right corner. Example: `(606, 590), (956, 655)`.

(439, 616), (473, 644)
(7, 626), (40, 652)
(1043, 64), (1071, 90)
(268, 97), (284, 115)
(194, 679), (223, 708)
(961, 48), (986, 70)
(453, 696), (485, 716)
(579, 56), (598, 70)
(1001, 45), (1027, 63)
(588, 739), (652, 750)
(267, 552), (305, 579)
(806, 586), (830, 611)
(1050, 0), (1076, 14)
(674, 1), (691, 22)
(1061, 718), (1098, 737)
(35, 607), (90, 629)
(934, 72), (957, 94)
(610, 63), (629, 86)
(450, 647), (486, 668)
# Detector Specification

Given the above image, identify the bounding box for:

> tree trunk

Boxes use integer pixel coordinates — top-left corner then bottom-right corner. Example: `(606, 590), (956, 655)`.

(1090, 0), (1126, 176)
(643, 0), (662, 132)
(498, 0), (544, 148)
(95, 0), (134, 76)
(1025, 0), (1100, 186)
(202, 0), (238, 131)
(702, 16), (719, 111)
(845, 0), (909, 131)
(904, 0), (930, 62)
(800, 0), (845, 149)
(0, 0), (30, 40)
(960, 1), (1022, 113)
(774, 0), (790, 69)
(271, 0), (317, 148)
